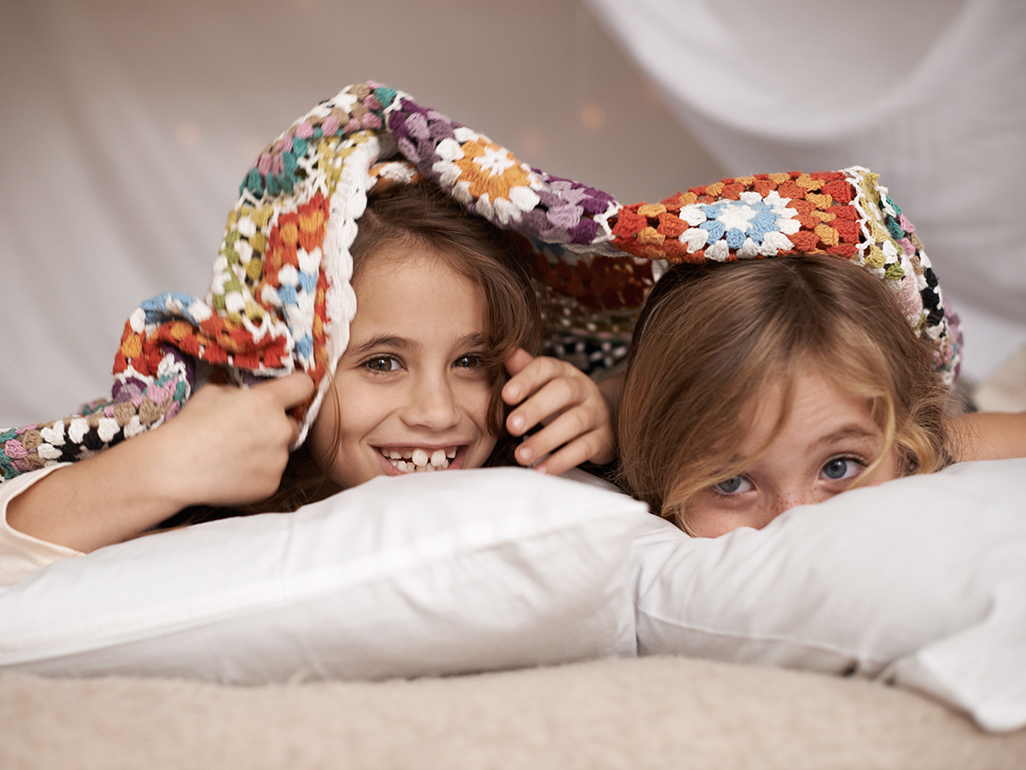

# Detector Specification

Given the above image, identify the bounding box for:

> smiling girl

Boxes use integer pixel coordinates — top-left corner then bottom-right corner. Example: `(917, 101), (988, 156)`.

(1, 183), (614, 572)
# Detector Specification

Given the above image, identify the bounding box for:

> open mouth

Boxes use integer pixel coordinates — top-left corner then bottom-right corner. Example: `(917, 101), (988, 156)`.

(377, 446), (459, 473)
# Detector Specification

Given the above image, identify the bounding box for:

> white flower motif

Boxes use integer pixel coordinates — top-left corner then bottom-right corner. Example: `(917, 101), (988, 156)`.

(189, 301), (212, 322)
(474, 145), (517, 177)
(474, 194), (495, 221)
(453, 126), (479, 143)
(738, 238), (760, 258)
(129, 307), (146, 333)
(759, 231), (794, 256)
(680, 227), (708, 253)
(679, 204), (707, 227)
(278, 264), (300, 287)
(706, 241), (729, 262)
(432, 159), (462, 189)
(235, 239), (253, 264)
(509, 185), (541, 212)
(434, 137), (465, 162)
(224, 291), (246, 315)
(776, 216), (801, 236)
(236, 216), (257, 238)
(716, 203), (758, 232)
(261, 284), (282, 308)
(449, 180), (473, 206)
(298, 247), (320, 275)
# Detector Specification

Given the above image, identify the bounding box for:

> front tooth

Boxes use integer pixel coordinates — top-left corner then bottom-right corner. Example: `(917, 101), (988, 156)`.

(389, 450), (402, 460)
(412, 448), (429, 467)
(445, 448), (456, 459)
(430, 450), (446, 467)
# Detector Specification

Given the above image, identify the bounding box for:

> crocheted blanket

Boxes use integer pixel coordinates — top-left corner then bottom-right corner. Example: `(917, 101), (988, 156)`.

(0, 82), (960, 483)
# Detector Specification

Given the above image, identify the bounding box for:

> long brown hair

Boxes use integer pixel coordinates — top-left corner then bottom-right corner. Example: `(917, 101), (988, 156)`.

(159, 183), (540, 528)
(617, 255), (949, 531)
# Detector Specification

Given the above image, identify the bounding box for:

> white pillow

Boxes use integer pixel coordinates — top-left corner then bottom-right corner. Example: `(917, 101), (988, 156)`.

(0, 467), (647, 684)
(629, 458), (1026, 732)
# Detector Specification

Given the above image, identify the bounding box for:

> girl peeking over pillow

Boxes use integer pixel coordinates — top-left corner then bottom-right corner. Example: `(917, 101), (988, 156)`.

(2, 183), (615, 567)
(615, 254), (1026, 538)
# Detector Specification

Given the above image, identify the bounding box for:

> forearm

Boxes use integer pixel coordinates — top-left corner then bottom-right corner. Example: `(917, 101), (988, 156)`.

(947, 412), (1026, 463)
(5, 430), (188, 553)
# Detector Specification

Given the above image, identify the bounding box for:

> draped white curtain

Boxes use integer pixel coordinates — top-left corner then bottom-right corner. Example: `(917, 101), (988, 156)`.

(2, 0), (1023, 430)
(587, 0), (1026, 383)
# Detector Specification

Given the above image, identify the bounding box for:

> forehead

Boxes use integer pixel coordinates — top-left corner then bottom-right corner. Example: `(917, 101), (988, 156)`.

(740, 368), (882, 455)
(349, 245), (484, 332)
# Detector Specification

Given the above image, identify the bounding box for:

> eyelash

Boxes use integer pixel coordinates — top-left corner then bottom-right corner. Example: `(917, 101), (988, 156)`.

(359, 353), (486, 374)
(361, 355), (402, 373)
(711, 454), (870, 496)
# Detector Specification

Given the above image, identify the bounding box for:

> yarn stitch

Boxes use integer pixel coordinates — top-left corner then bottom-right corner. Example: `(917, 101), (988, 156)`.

(0, 83), (960, 483)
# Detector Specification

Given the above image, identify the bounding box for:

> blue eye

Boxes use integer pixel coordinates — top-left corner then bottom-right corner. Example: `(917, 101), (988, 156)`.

(363, 356), (401, 372)
(715, 476), (752, 495)
(821, 457), (863, 481)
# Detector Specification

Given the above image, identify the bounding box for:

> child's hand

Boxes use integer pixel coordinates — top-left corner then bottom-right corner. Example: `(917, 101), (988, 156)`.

(156, 373), (315, 509)
(502, 348), (615, 476)
(6, 372), (315, 553)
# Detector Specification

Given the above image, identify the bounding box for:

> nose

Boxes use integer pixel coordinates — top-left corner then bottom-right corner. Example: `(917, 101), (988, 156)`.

(763, 488), (832, 526)
(400, 374), (461, 431)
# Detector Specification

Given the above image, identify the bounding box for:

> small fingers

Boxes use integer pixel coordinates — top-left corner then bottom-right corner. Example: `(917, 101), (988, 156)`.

(506, 372), (588, 437)
(532, 431), (614, 477)
(503, 355), (575, 409)
(514, 407), (613, 469)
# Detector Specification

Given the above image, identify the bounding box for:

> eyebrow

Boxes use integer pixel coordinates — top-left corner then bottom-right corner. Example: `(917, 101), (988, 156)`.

(815, 425), (879, 447)
(346, 332), (488, 358)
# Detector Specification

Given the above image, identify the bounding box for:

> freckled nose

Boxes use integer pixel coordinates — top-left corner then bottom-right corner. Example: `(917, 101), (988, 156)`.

(766, 490), (822, 523)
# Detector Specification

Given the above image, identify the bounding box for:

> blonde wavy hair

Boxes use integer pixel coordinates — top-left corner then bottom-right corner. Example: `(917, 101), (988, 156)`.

(617, 255), (949, 532)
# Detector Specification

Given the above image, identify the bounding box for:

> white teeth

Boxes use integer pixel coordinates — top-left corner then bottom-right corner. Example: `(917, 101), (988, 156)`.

(380, 448), (454, 473)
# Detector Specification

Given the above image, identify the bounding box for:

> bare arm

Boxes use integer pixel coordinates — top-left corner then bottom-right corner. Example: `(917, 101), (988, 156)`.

(6, 373), (314, 552)
(947, 411), (1026, 463)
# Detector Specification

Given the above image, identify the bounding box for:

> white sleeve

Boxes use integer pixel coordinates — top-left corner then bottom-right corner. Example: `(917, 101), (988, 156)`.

(0, 465), (84, 586)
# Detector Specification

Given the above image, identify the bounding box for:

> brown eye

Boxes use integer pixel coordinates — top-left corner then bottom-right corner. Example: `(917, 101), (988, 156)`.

(453, 354), (483, 369)
(364, 356), (401, 372)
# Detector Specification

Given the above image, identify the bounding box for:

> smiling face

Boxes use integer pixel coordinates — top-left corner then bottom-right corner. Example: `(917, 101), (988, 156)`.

(683, 368), (899, 538)
(307, 243), (497, 489)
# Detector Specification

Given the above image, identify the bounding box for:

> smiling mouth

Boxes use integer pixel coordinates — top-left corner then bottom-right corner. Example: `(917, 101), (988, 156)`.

(377, 447), (458, 473)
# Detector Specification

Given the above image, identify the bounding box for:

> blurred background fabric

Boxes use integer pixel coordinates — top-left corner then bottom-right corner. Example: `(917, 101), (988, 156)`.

(2, 0), (1023, 427)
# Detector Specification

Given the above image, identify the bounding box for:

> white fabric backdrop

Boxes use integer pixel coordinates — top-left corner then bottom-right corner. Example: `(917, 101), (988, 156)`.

(587, 0), (1026, 387)
(2, 0), (1024, 430)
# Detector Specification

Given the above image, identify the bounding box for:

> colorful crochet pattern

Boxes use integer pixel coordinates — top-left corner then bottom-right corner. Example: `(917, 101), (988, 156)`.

(0, 82), (960, 483)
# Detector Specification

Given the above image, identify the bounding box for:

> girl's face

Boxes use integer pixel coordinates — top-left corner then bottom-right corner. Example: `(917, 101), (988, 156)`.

(308, 243), (497, 489)
(683, 369), (898, 538)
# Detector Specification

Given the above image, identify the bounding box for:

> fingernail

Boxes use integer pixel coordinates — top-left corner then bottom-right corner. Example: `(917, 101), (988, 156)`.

(517, 445), (532, 463)
(510, 415), (524, 432)
(534, 464), (547, 475)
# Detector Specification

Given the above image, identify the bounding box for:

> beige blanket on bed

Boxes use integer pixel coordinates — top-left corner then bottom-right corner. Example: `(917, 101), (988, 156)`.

(3, 656), (1023, 770)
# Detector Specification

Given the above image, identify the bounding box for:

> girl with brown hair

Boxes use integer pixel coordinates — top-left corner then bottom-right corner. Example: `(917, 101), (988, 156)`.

(2, 183), (615, 565)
